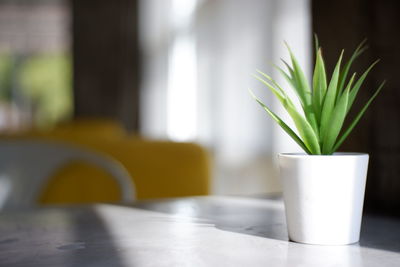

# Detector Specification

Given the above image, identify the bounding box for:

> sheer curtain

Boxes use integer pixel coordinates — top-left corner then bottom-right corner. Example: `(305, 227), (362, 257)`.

(140, 0), (312, 195)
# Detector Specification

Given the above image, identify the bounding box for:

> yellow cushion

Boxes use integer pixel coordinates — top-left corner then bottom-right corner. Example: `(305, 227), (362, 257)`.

(39, 161), (121, 204)
(48, 138), (210, 200)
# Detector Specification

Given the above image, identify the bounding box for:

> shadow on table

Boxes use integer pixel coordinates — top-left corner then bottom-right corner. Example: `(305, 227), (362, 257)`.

(132, 196), (289, 242)
(0, 206), (127, 267)
(132, 197), (400, 253)
(359, 213), (400, 253)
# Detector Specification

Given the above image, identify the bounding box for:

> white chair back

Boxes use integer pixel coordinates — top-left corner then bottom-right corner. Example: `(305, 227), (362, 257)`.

(0, 140), (135, 211)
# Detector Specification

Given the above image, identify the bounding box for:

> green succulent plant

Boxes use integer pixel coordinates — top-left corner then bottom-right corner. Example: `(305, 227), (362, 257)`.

(250, 37), (385, 155)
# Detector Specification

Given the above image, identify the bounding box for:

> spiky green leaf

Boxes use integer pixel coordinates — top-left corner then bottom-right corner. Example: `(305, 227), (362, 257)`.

(314, 33), (320, 55)
(252, 77), (321, 154)
(337, 39), (367, 96)
(322, 74), (354, 154)
(284, 46), (319, 135)
(273, 63), (299, 97)
(253, 74), (285, 102)
(256, 70), (286, 95)
(347, 60), (380, 113)
(319, 50), (344, 141)
(284, 100), (321, 154)
(333, 81), (385, 151)
(312, 48), (327, 123)
(285, 43), (312, 106)
(249, 89), (312, 154)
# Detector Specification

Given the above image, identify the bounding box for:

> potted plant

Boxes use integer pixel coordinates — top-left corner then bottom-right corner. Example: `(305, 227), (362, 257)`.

(250, 37), (385, 245)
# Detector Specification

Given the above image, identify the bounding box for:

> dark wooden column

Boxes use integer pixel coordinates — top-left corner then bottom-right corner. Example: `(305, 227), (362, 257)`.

(312, 0), (400, 216)
(72, 0), (140, 131)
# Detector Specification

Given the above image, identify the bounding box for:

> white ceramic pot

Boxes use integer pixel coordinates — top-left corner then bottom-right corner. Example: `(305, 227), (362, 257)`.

(278, 153), (369, 245)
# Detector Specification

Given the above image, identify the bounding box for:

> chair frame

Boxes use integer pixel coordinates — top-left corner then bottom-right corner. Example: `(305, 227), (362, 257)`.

(0, 140), (135, 211)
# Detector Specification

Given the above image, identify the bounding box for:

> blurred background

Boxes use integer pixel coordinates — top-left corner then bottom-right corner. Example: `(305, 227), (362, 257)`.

(0, 0), (399, 215)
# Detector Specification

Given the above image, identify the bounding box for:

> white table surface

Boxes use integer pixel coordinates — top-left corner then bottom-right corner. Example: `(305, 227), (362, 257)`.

(0, 196), (399, 266)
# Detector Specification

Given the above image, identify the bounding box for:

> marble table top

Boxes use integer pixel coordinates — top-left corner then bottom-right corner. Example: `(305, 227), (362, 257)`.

(0, 196), (399, 266)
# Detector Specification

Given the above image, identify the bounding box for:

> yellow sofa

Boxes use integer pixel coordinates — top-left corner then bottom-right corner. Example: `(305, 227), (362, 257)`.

(4, 119), (211, 204)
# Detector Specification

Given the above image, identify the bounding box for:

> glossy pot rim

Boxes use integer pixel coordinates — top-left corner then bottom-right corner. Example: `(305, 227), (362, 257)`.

(278, 152), (369, 158)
